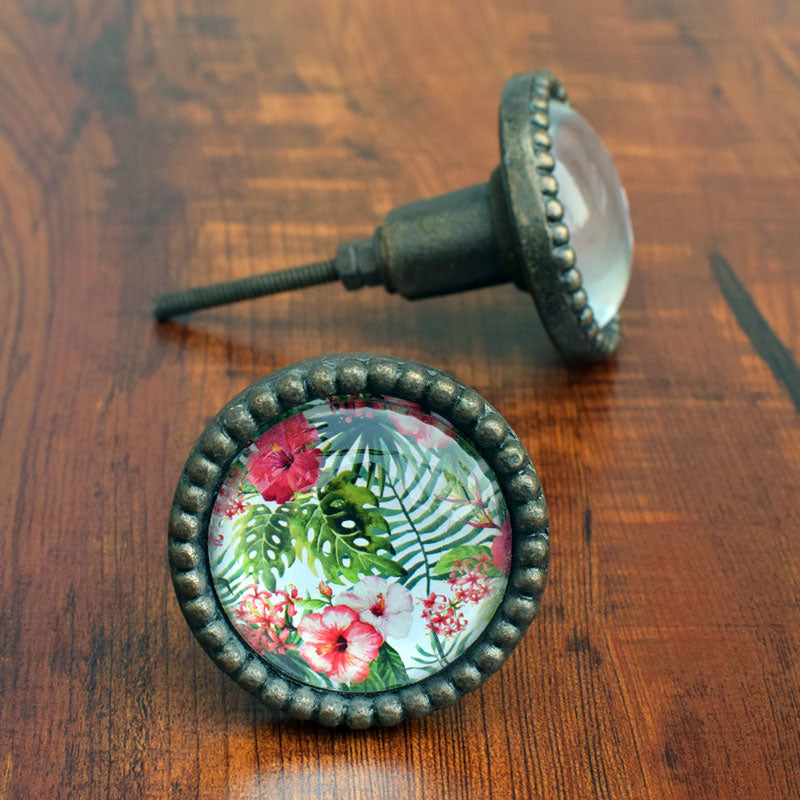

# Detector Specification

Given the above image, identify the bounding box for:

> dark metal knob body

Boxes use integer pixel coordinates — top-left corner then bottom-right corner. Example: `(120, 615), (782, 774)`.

(335, 169), (518, 298)
(155, 70), (631, 363)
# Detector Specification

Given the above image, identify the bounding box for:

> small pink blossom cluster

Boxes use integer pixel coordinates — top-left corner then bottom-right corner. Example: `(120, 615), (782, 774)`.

(213, 478), (251, 521)
(234, 585), (300, 655)
(209, 492), (251, 546)
(421, 553), (496, 637)
(420, 592), (468, 637)
(221, 496), (250, 519)
(448, 553), (492, 604)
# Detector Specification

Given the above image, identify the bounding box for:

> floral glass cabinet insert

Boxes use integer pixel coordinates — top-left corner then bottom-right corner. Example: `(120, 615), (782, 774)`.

(209, 396), (511, 692)
(169, 354), (550, 727)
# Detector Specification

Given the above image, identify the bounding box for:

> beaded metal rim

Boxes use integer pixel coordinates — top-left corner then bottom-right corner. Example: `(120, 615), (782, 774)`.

(499, 70), (622, 363)
(167, 353), (550, 728)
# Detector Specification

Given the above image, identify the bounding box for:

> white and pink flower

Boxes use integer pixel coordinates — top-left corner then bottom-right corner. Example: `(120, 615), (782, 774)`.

(335, 576), (413, 640)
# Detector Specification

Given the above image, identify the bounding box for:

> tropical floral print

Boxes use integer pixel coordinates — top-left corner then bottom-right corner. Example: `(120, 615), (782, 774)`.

(210, 395), (510, 691)
(234, 586), (298, 655)
(386, 399), (456, 449)
(491, 521), (512, 575)
(335, 576), (414, 640)
(247, 413), (324, 503)
(297, 605), (383, 684)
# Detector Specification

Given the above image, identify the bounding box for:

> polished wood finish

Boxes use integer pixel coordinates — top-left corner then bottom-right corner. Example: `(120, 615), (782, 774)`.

(2, 1), (799, 797)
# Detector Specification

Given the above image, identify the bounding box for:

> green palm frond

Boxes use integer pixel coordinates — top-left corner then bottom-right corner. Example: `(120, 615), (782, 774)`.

(352, 426), (497, 593)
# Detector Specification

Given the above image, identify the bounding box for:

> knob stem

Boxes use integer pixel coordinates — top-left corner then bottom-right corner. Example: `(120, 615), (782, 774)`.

(377, 176), (513, 298)
(153, 168), (520, 320)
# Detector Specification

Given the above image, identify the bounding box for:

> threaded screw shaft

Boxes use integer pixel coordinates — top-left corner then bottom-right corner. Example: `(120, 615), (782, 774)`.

(153, 259), (339, 321)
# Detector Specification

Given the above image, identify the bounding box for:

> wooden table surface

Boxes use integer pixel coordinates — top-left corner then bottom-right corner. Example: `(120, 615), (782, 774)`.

(2, 0), (799, 798)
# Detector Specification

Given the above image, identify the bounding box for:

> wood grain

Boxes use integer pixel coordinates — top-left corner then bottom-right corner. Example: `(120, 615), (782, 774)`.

(1, 0), (799, 797)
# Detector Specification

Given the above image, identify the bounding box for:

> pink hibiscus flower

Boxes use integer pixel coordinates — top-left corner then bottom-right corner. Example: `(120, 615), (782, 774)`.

(247, 413), (323, 504)
(335, 576), (413, 640)
(491, 521), (512, 575)
(297, 605), (382, 684)
(387, 400), (455, 449)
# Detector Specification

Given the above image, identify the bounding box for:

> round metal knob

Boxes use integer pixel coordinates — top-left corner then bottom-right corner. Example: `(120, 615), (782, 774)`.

(154, 70), (634, 363)
(168, 354), (550, 727)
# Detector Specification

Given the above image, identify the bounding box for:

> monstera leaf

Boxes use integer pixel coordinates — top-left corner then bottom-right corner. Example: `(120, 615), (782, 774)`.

(296, 470), (405, 585)
(223, 471), (404, 590)
(229, 502), (300, 591)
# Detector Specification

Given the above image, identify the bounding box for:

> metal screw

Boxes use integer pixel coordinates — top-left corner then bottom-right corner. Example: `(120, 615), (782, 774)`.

(154, 259), (337, 321)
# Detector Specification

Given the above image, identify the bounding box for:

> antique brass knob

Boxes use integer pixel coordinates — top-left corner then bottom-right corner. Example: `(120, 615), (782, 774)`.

(168, 354), (549, 727)
(154, 71), (633, 362)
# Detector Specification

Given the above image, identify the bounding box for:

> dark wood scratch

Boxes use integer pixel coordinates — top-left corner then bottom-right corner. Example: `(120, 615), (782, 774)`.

(710, 251), (800, 413)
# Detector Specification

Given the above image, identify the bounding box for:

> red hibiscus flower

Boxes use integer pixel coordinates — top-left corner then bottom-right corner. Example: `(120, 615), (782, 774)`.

(297, 605), (382, 684)
(247, 413), (323, 504)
